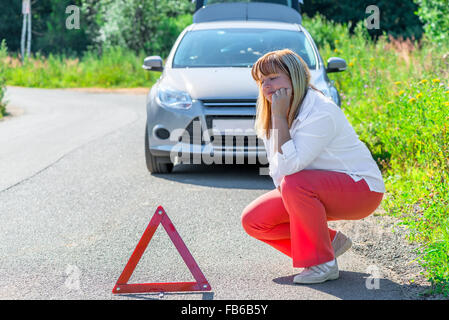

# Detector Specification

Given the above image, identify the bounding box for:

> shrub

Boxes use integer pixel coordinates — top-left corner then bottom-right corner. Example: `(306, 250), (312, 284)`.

(2, 46), (158, 88)
(98, 0), (194, 57)
(0, 39), (8, 118)
(301, 0), (424, 40)
(302, 13), (351, 50)
(379, 79), (449, 295)
(413, 0), (449, 44)
(314, 16), (449, 295)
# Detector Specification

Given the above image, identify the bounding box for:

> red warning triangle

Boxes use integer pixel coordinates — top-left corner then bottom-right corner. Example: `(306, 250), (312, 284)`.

(112, 205), (211, 294)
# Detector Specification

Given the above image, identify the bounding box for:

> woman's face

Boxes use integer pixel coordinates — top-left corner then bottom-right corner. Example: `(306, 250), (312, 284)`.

(259, 71), (292, 104)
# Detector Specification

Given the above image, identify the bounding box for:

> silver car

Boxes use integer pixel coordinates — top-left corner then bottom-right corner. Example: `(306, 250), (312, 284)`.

(143, 1), (346, 173)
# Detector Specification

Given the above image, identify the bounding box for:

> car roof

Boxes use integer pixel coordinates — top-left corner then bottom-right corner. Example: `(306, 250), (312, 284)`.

(193, 2), (302, 25)
(190, 20), (302, 32)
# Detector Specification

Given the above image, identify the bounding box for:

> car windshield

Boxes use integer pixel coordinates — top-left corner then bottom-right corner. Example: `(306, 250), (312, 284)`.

(172, 28), (317, 69)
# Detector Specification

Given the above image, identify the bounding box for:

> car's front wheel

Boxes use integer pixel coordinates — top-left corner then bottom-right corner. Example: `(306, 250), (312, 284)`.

(145, 123), (174, 174)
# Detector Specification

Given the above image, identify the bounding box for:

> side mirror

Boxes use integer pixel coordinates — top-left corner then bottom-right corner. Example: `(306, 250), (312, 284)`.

(142, 56), (163, 72)
(326, 57), (347, 73)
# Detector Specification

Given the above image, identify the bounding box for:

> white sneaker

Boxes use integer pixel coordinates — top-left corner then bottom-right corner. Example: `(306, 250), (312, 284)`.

(293, 259), (339, 284)
(332, 231), (352, 258)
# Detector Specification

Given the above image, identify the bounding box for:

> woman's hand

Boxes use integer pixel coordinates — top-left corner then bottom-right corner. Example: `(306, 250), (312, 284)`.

(271, 88), (292, 118)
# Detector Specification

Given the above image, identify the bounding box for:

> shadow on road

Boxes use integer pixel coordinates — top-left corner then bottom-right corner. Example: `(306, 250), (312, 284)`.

(273, 270), (427, 300)
(119, 291), (215, 300)
(151, 163), (274, 190)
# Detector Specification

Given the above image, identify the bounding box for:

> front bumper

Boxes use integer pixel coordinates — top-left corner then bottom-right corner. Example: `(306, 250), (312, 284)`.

(146, 92), (268, 166)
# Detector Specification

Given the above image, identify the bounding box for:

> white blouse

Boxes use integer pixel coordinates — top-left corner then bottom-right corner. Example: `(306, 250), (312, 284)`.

(261, 87), (386, 193)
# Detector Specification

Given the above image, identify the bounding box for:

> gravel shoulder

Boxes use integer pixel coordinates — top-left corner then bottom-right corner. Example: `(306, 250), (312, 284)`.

(330, 204), (446, 299)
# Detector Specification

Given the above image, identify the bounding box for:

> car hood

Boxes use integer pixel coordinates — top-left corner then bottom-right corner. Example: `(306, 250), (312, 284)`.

(159, 67), (322, 100)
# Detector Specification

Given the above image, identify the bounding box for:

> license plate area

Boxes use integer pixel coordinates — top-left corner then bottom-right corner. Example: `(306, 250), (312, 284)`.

(211, 118), (255, 135)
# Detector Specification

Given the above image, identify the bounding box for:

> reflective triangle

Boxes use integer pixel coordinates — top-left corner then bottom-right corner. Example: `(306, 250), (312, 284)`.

(112, 205), (211, 294)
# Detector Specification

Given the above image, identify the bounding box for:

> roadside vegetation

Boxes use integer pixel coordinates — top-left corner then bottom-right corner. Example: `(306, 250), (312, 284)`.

(305, 16), (449, 295)
(1, 46), (157, 89)
(0, 1), (448, 296)
(0, 40), (7, 118)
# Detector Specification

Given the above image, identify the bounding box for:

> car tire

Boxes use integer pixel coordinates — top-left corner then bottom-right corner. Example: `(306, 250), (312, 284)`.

(145, 123), (174, 174)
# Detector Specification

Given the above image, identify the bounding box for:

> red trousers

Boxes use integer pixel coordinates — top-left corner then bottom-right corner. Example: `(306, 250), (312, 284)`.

(241, 170), (384, 268)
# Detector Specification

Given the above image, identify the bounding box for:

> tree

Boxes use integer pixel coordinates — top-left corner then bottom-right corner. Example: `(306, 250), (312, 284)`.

(33, 0), (91, 55)
(300, 0), (423, 41)
(97, 0), (195, 57)
(0, 40), (8, 118)
(0, 0), (92, 56)
(413, 0), (449, 44)
(0, 1), (22, 53)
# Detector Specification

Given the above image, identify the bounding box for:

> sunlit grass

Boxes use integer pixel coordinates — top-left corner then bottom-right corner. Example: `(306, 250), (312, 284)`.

(307, 15), (449, 296)
(1, 46), (160, 89)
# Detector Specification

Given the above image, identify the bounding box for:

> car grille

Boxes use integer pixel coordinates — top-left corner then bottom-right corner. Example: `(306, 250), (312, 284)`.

(180, 117), (205, 145)
(179, 116), (263, 151)
(200, 99), (257, 108)
(206, 115), (262, 151)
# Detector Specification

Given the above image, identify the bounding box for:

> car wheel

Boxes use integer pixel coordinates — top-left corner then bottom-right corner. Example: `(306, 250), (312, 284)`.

(145, 123), (174, 174)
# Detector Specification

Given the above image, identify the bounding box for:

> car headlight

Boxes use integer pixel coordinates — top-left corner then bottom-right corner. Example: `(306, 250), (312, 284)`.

(156, 85), (192, 109)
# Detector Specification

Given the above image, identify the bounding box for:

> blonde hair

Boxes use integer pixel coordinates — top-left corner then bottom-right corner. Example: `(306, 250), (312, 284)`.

(251, 48), (319, 139)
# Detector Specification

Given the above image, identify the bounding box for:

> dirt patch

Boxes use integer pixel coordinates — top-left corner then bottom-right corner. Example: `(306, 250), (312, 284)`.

(330, 207), (446, 299)
(0, 105), (24, 122)
(63, 87), (149, 95)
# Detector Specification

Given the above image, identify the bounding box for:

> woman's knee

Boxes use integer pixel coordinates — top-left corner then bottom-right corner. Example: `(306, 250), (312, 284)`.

(240, 206), (259, 237)
(280, 171), (318, 203)
(280, 171), (307, 195)
(241, 194), (275, 237)
(241, 189), (285, 237)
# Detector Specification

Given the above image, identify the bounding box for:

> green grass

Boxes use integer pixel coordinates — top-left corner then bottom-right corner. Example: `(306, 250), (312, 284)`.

(1, 46), (160, 89)
(306, 15), (449, 296)
(0, 40), (8, 118)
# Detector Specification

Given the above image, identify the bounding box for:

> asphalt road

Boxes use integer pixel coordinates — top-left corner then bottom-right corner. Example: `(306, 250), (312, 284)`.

(0, 87), (411, 300)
